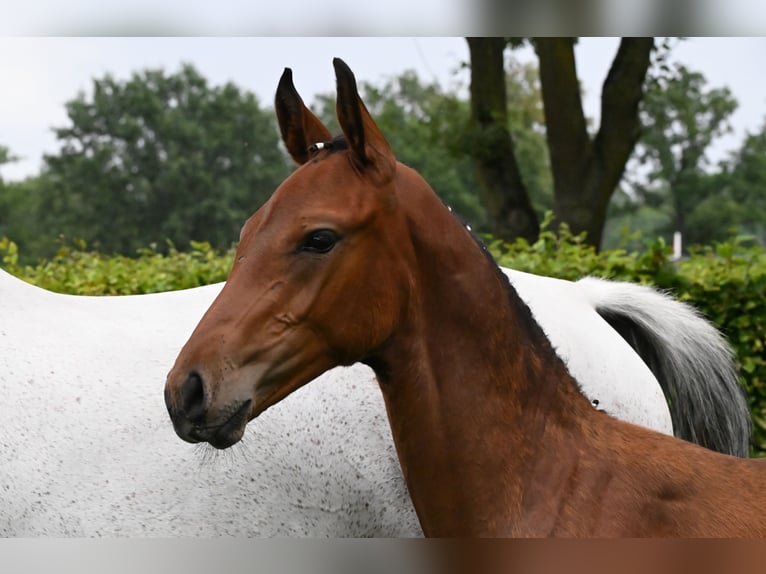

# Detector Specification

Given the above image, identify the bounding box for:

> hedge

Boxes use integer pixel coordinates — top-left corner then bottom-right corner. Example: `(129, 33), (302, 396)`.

(0, 237), (233, 295)
(2, 229), (765, 455)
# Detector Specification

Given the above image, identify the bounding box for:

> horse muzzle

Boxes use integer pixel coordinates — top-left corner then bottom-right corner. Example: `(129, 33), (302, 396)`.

(164, 371), (253, 450)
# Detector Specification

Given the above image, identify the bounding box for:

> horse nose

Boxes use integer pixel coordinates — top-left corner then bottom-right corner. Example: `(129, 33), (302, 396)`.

(179, 371), (207, 424)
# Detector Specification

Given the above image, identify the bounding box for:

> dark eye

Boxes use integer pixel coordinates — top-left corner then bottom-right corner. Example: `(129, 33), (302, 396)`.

(300, 229), (338, 254)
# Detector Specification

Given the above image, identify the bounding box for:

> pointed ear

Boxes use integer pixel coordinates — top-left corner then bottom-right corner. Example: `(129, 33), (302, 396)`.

(275, 68), (333, 165)
(333, 58), (396, 182)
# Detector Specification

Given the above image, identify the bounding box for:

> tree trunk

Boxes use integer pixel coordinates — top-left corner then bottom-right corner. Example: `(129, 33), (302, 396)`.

(535, 37), (654, 248)
(466, 37), (539, 243)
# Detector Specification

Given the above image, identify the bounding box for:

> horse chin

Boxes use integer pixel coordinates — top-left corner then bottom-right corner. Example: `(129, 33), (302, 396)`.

(207, 431), (244, 450)
(205, 398), (252, 450)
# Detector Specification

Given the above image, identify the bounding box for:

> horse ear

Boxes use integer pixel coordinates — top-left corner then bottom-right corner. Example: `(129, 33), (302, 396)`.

(275, 68), (333, 165)
(333, 58), (396, 182)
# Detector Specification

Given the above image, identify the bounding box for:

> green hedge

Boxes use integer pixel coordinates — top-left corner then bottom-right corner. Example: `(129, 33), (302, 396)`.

(2, 229), (765, 455)
(0, 237), (233, 295)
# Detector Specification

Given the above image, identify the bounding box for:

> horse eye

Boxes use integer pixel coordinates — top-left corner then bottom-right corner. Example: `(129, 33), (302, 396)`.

(300, 229), (338, 254)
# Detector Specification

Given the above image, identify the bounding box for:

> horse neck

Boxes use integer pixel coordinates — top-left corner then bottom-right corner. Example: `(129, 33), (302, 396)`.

(370, 171), (596, 536)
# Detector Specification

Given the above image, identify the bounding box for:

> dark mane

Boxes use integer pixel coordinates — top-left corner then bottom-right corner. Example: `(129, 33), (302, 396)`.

(457, 210), (572, 374)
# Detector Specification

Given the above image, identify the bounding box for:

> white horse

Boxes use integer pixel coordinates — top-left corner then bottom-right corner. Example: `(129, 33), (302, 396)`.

(0, 266), (748, 536)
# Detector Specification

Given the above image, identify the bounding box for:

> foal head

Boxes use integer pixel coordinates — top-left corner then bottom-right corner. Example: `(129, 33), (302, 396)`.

(164, 59), (426, 449)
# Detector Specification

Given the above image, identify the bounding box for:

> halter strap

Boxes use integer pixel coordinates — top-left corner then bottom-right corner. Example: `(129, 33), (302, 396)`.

(308, 141), (329, 154)
(308, 136), (349, 156)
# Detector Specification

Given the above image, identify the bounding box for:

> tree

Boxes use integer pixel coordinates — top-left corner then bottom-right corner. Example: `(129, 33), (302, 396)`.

(627, 63), (738, 246)
(0, 175), (55, 261)
(466, 37), (655, 249)
(39, 64), (290, 255)
(466, 37), (539, 242)
(0, 146), (19, 241)
(0, 145), (13, 168)
(504, 57), (553, 218)
(707, 121), (766, 245)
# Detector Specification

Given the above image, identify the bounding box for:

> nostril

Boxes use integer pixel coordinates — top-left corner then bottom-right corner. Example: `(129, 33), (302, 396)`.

(181, 371), (207, 423)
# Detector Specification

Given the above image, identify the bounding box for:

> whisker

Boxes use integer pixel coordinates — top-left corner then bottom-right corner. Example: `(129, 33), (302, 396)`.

(190, 434), (253, 472)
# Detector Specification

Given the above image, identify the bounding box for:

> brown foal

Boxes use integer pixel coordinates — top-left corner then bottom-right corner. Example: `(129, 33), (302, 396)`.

(164, 58), (766, 537)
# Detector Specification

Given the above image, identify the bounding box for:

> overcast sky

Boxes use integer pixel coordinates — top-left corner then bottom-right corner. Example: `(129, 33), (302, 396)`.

(1, 37), (765, 182)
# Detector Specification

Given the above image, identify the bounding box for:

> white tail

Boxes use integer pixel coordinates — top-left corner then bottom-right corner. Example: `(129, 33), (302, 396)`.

(578, 276), (751, 457)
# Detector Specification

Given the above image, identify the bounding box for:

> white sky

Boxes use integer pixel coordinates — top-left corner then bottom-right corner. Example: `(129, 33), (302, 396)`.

(1, 37), (765, 182)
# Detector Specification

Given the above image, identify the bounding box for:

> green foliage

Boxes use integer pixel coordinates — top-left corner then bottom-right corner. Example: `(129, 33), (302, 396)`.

(608, 114), (766, 251)
(0, 145), (14, 167)
(491, 213), (679, 285)
(712, 123), (766, 245)
(5, 64), (290, 262)
(619, 62), (741, 247)
(0, 145), (18, 242)
(0, 175), (56, 262)
(1, 236), (233, 295)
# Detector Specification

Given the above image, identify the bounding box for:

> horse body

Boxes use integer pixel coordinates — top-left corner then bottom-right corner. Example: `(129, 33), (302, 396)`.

(164, 59), (759, 537)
